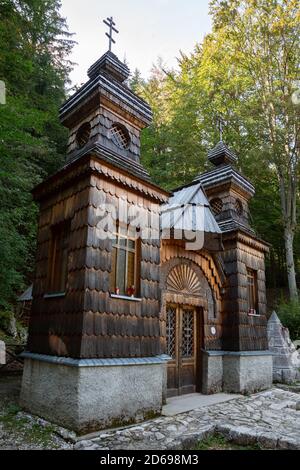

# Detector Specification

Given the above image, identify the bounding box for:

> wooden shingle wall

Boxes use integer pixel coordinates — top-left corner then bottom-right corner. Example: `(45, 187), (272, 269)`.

(221, 233), (269, 351)
(80, 172), (163, 358)
(28, 171), (91, 357)
(28, 157), (168, 358)
(67, 105), (141, 163)
(206, 185), (251, 228)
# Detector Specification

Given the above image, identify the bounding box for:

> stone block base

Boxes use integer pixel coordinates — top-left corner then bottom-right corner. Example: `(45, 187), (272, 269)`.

(201, 352), (223, 394)
(222, 352), (273, 394)
(20, 353), (168, 434)
(273, 367), (300, 384)
(202, 350), (273, 394)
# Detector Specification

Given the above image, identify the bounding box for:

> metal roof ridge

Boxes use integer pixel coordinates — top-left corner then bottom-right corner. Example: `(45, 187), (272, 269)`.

(171, 179), (202, 193)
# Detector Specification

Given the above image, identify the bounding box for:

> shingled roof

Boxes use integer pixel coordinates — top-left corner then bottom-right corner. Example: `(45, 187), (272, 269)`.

(59, 52), (152, 127)
(194, 164), (255, 196)
(87, 51), (130, 82)
(208, 140), (237, 166)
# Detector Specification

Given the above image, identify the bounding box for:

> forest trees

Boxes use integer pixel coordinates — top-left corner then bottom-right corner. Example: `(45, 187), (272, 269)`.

(138, 0), (300, 300)
(0, 0), (74, 308)
(207, 0), (300, 298)
(0, 0), (298, 309)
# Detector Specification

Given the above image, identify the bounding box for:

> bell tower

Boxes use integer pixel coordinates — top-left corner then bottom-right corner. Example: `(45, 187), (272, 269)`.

(60, 48), (152, 179)
(20, 19), (170, 433)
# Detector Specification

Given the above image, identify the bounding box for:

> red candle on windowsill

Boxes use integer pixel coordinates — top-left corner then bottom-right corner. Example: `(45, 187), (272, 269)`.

(127, 285), (135, 297)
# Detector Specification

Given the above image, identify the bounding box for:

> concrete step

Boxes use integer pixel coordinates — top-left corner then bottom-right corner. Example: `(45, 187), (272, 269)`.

(162, 392), (241, 417)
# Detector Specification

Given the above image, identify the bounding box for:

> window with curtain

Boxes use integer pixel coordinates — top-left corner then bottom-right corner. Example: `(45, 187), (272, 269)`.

(48, 221), (70, 294)
(110, 222), (140, 297)
(247, 268), (258, 314)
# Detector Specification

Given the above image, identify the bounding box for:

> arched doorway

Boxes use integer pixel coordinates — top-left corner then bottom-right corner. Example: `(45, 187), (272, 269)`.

(166, 303), (203, 396)
(162, 260), (215, 397)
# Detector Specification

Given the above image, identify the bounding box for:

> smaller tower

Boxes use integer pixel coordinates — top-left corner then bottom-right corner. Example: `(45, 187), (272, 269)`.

(195, 140), (270, 354)
(195, 140), (255, 235)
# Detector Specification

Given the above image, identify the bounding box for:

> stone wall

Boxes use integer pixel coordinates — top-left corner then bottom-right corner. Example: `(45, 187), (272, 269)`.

(201, 350), (273, 394)
(20, 354), (168, 434)
(222, 352), (273, 394)
(267, 311), (300, 384)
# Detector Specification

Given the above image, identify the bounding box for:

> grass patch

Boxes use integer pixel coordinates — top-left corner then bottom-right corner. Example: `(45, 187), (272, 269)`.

(0, 403), (59, 448)
(194, 434), (262, 451)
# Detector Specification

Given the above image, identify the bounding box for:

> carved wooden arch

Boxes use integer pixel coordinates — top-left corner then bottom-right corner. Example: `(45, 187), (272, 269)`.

(161, 257), (217, 319)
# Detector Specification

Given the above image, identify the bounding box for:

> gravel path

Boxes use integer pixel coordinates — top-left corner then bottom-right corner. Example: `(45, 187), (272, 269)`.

(74, 388), (300, 450)
(1, 374), (299, 450)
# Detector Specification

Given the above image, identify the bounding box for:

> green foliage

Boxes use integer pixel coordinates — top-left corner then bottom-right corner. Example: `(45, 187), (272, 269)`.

(277, 299), (300, 340)
(0, 309), (27, 342)
(0, 404), (58, 448)
(0, 0), (299, 307)
(0, 0), (74, 309)
(138, 0), (300, 291)
(0, 310), (13, 331)
(194, 434), (262, 450)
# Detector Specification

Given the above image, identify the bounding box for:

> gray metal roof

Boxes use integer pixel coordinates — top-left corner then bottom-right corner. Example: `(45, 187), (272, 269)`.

(18, 285), (33, 302)
(161, 181), (222, 235)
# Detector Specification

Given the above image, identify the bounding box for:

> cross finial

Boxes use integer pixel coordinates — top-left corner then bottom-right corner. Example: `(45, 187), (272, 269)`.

(217, 116), (225, 141)
(103, 16), (119, 52)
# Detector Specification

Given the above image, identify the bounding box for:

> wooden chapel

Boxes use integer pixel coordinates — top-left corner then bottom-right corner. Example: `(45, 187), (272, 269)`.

(20, 21), (272, 432)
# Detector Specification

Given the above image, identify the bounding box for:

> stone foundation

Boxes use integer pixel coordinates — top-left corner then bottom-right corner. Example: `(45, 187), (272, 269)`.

(202, 350), (273, 394)
(223, 351), (273, 393)
(201, 351), (223, 394)
(20, 353), (169, 434)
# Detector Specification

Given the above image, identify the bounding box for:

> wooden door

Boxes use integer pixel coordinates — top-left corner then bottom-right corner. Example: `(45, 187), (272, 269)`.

(166, 304), (202, 397)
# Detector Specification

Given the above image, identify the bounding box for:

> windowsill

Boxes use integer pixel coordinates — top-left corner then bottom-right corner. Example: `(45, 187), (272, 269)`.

(248, 312), (260, 317)
(110, 293), (142, 302)
(44, 292), (66, 299)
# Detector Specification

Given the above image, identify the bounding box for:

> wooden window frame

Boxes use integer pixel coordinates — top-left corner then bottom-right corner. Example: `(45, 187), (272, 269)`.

(247, 268), (259, 315)
(46, 221), (70, 296)
(210, 197), (223, 216)
(110, 123), (130, 150)
(110, 222), (140, 298)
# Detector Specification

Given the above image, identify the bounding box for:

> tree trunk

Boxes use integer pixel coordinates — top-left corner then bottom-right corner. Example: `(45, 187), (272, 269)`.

(284, 226), (298, 300)
(278, 170), (298, 301)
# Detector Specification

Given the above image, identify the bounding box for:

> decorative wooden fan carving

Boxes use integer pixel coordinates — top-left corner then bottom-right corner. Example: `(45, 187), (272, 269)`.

(166, 264), (202, 295)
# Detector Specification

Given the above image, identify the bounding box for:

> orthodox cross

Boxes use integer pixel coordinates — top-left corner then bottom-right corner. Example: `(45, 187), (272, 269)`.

(217, 116), (225, 141)
(103, 17), (119, 52)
